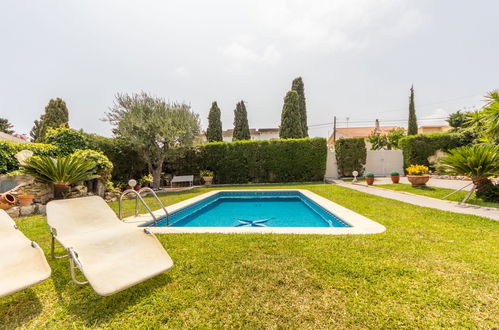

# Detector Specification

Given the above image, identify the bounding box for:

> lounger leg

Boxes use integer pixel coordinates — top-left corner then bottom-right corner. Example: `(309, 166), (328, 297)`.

(50, 230), (68, 259)
(68, 248), (89, 285)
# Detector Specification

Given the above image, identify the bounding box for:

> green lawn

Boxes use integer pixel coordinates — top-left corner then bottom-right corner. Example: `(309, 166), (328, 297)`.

(1, 184), (498, 328)
(377, 183), (499, 208)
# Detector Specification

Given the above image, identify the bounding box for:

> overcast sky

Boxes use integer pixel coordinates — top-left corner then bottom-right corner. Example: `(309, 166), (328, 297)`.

(1, 0), (498, 138)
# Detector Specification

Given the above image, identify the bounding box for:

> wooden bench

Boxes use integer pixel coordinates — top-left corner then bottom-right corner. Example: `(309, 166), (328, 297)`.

(170, 175), (194, 187)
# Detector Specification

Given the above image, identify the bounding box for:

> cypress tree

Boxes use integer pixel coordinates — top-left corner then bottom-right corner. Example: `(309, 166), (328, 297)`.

(206, 101), (223, 142)
(37, 98), (69, 142)
(407, 86), (418, 135)
(279, 90), (303, 139)
(291, 77), (308, 137)
(232, 101), (250, 141)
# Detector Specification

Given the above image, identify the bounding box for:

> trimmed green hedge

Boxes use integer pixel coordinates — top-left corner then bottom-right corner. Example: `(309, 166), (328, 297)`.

(165, 138), (327, 184)
(0, 141), (59, 174)
(334, 138), (366, 177)
(398, 133), (470, 169)
(45, 127), (88, 155)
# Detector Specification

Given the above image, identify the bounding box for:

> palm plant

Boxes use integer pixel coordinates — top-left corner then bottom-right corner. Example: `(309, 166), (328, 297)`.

(483, 89), (499, 139)
(22, 155), (99, 197)
(437, 144), (499, 199)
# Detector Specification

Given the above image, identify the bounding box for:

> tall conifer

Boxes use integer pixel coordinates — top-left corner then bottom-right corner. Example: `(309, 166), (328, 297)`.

(206, 101), (223, 142)
(233, 101), (250, 141)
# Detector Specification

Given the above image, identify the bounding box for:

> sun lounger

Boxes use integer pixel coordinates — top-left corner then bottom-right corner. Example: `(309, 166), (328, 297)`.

(170, 175), (194, 187)
(46, 196), (173, 296)
(0, 210), (51, 297)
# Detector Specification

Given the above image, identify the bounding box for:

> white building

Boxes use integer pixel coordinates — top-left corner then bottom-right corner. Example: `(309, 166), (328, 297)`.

(222, 128), (280, 142)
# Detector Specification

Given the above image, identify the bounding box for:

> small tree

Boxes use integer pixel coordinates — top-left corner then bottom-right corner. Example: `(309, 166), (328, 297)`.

(0, 118), (14, 134)
(44, 127), (88, 155)
(408, 86), (418, 135)
(106, 92), (200, 189)
(233, 101), (250, 141)
(37, 98), (70, 142)
(30, 119), (41, 141)
(291, 77), (308, 137)
(387, 128), (405, 149)
(447, 110), (468, 129)
(279, 90), (303, 139)
(367, 130), (388, 150)
(206, 101), (223, 142)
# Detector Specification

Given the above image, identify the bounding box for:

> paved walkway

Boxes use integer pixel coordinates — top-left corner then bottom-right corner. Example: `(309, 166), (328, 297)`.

(333, 181), (499, 221)
(374, 177), (474, 191)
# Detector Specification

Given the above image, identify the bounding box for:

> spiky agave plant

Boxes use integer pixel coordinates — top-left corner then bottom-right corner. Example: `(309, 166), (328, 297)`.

(437, 144), (499, 198)
(21, 155), (99, 185)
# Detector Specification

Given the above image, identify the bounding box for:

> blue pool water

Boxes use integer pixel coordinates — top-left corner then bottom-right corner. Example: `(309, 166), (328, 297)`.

(147, 191), (351, 228)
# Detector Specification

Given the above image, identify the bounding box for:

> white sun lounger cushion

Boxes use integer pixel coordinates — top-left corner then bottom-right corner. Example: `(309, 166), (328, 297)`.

(0, 210), (51, 298)
(46, 196), (173, 296)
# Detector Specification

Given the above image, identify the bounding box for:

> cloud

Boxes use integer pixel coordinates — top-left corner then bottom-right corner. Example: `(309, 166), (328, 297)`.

(219, 42), (281, 71)
(421, 108), (449, 126)
(175, 66), (190, 78)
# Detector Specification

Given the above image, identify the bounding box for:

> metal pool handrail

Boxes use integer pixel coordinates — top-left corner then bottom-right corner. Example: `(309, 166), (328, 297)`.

(119, 189), (157, 223)
(138, 187), (169, 225)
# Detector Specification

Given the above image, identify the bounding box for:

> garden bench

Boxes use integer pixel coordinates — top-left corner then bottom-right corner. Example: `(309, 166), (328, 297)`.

(171, 175), (194, 187)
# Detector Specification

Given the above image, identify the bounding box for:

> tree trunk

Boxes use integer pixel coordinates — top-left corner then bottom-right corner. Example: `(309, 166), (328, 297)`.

(474, 177), (493, 195)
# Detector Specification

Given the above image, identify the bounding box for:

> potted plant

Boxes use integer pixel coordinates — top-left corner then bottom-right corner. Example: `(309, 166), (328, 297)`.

(365, 172), (375, 185)
(390, 171), (400, 184)
(200, 170), (214, 186)
(21, 155), (99, 198)
(17, 188), (35, 206)
(140, 174), (153, 188)
(406, 164), (430, 187)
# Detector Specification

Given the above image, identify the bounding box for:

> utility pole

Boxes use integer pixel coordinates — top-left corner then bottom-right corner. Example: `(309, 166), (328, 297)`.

(333, 116), (337, 145)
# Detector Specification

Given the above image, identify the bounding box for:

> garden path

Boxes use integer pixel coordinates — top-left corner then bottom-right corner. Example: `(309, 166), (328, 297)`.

(333, 180), (499, 221)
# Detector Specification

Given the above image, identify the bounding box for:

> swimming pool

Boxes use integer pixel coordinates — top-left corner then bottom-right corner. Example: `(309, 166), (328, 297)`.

(128, 190), (385, 235)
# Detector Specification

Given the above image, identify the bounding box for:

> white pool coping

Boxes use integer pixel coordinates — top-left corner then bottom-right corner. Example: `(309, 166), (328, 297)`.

(123, 189), (386, 235)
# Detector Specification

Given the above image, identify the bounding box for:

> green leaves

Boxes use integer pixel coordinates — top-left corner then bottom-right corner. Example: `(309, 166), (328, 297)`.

(279, 90), (303, 139)
(335, 138), (367, 177)
(437, 144), (499, 179)
(206, 101), (223, 142)
(21, 155), (99, 185)
(233, 101), (250, 141)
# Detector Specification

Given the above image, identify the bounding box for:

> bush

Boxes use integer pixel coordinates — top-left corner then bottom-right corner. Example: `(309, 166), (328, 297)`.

(0, 141), (59, 174)
(84, 134), (148, 183)
(398, 133), (470, 169)
(71, 149), (113, 181)
(334, 138), (367, 177)
(44, 127), (88, 155)
(165, 138), (327, 184)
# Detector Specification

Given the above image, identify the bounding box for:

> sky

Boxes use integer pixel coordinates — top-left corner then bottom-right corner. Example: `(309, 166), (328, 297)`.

(1, 0), (498, 139)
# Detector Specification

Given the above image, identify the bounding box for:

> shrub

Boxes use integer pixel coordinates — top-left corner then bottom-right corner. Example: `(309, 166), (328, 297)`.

(334, 138), (367, 177)
(44, 127), (88, 155)
(71, 149), (113, 181)
(0, 141), (59, 174)
(398, 133), (469, 169)
(365, 172), (374, 178)
(390, 171), (400, 176)
(84, 134), (148, 183)
(21, 155), (99, 185)
(406, 164), (429, 175)
(166, 138), (327, 184)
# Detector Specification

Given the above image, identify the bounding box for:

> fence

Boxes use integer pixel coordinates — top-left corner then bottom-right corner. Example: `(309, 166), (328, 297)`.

(325, 149), (404, 178)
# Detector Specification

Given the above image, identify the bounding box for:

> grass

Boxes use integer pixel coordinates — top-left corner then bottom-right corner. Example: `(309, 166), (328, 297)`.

(376, 183), (499, 208)
(1, 183), (498, 328)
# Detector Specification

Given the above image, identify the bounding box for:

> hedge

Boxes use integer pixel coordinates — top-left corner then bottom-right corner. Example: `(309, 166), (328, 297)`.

(0, 141), (59, 174)
(45, 127), (88, 155)
(165, 138), (327, 184)
(398, 133), (470, 169)
(334, 138), (367, 177)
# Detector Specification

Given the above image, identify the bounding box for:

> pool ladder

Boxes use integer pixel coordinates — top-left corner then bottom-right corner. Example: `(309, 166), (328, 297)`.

(118, 187), (169, 225)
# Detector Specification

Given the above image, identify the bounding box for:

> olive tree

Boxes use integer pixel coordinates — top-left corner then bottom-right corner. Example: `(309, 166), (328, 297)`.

(106, 92), (200, 189)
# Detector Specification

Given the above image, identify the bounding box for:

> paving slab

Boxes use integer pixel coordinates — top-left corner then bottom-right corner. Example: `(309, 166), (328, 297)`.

(333, 181), (498, 221)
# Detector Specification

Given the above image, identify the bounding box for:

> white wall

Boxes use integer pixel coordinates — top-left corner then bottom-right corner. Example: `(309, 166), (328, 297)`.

(365, 150), (404, 176)
(325, 149), (404, 178)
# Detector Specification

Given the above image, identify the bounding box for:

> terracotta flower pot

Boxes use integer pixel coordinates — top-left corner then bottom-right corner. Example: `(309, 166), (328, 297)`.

(53, 183), (70, 199)
(391, 175), (400, 184)
(134, 184), (142, 191)
(0, 193), (16, 210)
(366, 177), (375, 185)
(18, 194), (35, 206)
(407, 175), (430, 187)
(202, 176), (213, 186)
